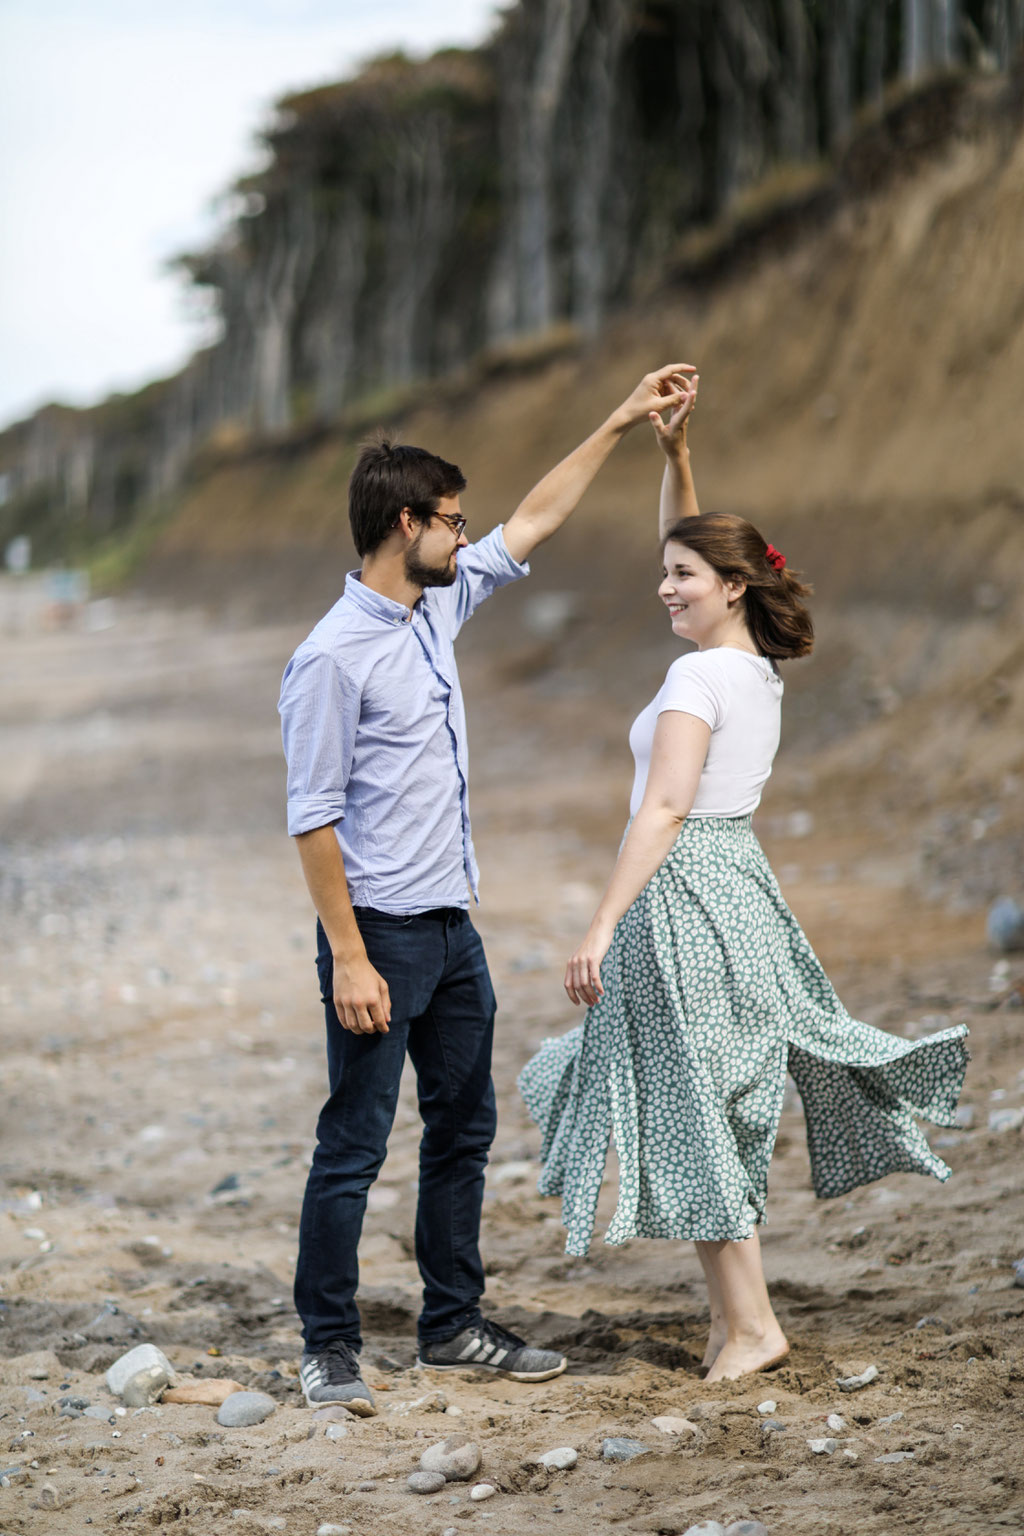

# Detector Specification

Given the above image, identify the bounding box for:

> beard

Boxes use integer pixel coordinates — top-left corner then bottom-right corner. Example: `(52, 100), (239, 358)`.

(404, 538), (458, 589)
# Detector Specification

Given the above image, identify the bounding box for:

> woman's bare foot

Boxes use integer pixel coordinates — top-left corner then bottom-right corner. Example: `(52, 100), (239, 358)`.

(704, 1327), (789, 1383)
(699, 1331), (726, 1372)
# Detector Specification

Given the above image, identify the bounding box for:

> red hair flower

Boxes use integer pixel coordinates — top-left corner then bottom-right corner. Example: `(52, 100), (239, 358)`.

(765, 544), (786, 571)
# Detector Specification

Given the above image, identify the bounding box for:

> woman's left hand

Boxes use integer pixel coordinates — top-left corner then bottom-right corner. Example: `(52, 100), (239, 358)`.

(565, 926), (613, 1007)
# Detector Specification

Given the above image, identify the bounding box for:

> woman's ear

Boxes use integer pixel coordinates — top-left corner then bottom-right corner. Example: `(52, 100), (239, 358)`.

(725, 575), (747, 606)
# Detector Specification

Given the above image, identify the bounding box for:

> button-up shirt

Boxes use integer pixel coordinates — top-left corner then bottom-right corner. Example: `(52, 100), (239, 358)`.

(279, 525), (529, 913)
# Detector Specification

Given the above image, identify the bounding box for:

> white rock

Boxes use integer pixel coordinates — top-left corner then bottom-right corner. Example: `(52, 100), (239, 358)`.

(122, 1364), (171, 1408)
(470, 1484), (496, 1501)
(875, 1450), (915, 1464)
(316, 1526), (352, 1536)
(826, 1413), (847, 1432)
(756, 1399), (777, 1415)
(836, 1364), (879, 1392)
(325, 1423), (349, 1440)
(651, 1416), (698, 1437)
(105, 1344), (175, 1398)
(681, 1523), (726, 1536)
(843, 1448), (859, 1462)
(724, 1523), (769, 1536)
(808, 1437), (837, 1454)
(420, 1435), (481, 1482)
(538, 1447), (578, 1470)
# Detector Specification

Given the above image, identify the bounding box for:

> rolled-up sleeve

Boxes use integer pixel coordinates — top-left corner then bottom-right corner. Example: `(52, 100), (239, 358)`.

(448, 524), (530, 632)
(278, 644), (356, 835)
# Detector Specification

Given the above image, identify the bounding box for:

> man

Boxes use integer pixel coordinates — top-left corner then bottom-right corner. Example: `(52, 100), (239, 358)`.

(279, 364), (693, 1413)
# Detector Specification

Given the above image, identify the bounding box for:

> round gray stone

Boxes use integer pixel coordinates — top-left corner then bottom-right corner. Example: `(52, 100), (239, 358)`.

(420, 1435), (481, 1481)
(987, 897), (1024, 951)
(408, 1471), (447, 1494)
(601, 1437), (651, 1463)
(216, 1391), (277, 1428)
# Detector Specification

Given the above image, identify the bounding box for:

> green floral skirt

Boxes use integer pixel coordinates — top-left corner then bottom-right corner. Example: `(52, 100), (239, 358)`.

(518, 815), (969, 1255)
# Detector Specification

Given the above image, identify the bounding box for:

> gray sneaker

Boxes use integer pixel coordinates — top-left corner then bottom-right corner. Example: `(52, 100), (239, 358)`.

(417, 1318), (567, 1382)
(300, 1339), (376, 1415)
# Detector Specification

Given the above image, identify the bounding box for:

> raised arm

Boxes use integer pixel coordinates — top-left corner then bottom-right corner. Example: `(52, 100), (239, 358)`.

(650, 371), (700, 539)
(501, 363), (695, 565)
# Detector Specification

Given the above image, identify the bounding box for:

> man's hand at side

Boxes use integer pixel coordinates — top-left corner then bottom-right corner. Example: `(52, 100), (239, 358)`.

(294, 824), (392, 1035)
(332, 949), (392, 1035)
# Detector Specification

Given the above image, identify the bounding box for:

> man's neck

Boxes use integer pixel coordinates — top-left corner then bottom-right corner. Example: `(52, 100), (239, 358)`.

(359, 550), (423, 613)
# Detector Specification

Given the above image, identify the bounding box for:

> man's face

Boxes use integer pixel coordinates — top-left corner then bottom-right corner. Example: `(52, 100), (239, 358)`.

(404, 495), (468, 589)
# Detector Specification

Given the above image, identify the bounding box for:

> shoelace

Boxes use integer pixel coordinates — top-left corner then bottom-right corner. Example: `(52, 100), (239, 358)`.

(318, 1339), (361, 1379)
(474, 1318), (527, 1354)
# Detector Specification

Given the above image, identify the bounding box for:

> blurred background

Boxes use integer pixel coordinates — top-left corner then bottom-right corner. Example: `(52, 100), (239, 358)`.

(2, 7), (1024, 1529)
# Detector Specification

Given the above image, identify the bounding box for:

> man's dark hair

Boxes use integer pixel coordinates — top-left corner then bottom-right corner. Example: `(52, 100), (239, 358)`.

(349, 434), (467, 557)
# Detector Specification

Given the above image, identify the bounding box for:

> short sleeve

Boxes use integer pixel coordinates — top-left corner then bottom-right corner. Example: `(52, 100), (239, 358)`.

(278, 644), (357, 835)
(657, 654), (726, 732)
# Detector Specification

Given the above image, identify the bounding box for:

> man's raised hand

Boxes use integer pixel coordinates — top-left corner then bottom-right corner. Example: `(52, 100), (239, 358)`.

(613, 363), (697, 431)
(650, 370), (699, 456)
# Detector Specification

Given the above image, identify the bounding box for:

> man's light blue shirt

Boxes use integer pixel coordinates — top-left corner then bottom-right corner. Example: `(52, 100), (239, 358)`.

(279, 525), (529, 913)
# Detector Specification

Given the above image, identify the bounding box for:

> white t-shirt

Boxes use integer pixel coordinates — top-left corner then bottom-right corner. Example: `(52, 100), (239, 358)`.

(628, 648), (784, 818)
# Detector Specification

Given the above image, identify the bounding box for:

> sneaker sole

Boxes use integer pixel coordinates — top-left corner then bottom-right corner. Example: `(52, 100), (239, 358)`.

(415, 1356), (567, 1383)
(302, 1388), (377, 1416)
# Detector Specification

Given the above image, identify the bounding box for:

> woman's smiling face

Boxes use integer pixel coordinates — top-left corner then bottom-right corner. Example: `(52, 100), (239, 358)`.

(658, 540), (740, 647)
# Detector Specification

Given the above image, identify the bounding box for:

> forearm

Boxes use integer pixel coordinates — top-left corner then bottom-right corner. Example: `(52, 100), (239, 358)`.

(503, 413), (628, 562)
(659, 438), (700, 539)
(294, 824), (365, 962)
(587, 804), (687, 939)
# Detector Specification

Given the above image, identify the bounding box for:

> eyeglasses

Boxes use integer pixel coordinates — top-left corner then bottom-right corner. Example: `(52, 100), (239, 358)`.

(432, 510), (467, 538)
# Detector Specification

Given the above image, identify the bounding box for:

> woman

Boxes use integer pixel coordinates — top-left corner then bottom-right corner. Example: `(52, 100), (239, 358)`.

(518, 376), (969, 1383)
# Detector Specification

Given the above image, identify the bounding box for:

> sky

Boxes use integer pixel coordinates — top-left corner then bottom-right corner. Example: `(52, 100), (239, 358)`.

(0, 0), (501, 428)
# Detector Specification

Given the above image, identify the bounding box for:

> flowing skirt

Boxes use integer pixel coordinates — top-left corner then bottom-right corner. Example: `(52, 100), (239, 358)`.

(517, 816), (969, 1256)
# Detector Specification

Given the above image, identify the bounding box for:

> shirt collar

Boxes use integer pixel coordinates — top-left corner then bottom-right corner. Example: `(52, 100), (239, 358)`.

(343, 570), (414, 626)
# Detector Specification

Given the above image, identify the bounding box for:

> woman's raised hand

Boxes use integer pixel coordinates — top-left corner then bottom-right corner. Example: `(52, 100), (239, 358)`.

(564, 925), (613, 1008)
(650, 370), (699, 456)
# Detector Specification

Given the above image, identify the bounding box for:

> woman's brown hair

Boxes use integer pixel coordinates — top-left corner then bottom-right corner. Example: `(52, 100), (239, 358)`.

(663, 513), (814, 660)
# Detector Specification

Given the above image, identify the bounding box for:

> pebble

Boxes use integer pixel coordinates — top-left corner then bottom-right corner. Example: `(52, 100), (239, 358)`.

(761, 1420), (787, 1434)
(680, 1523), (726, 1536)
(836, 1364), (879, 1392)
(538, 1447), (578, 1470)
(808, 1438), (837, 1454)
(1013, 1258), (1024, 1289)
(988, 1107), (1024, 1133)
(843, 1448), (859, 1462)
(316, 1526), (353, 1536)
(355, 1481), (377, 1492)
(875, 1451), (915, 1463)
(216, 1392), (277, 1428)
(37, 1482), (61, 1510)
(724, 1523), (769, 1536)
(987, 896), (1024, 951)
(105, 1344), (174, 1398)
(325, 1423), (349, 1440)
(877, 1411), (905, 1427)
(651, 1415), (698, 1437)
(312, 1405), (356, 1422)
(84, 1405), (115, 1422)
(601, 1437), (651, 1463)
(470, 1484), (496, 1501)
(407, 1471), (447, 1494)
(756, 1400), (777, 1415)
(1, 1466), (29, 1486)
(826, 1413), (847, 1432)
(398, 1391), (448, 1414)
(953, 1104), (975, 1129)
(915, 1316), (950, 1332)
(420, 1435), (481, 1481)
(122, 1364), (171, 1407)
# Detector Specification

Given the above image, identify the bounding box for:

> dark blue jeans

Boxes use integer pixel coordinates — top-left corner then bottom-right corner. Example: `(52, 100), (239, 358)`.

(293, 907), (497, 1352)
